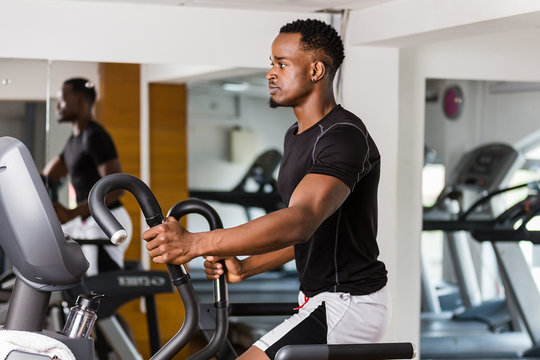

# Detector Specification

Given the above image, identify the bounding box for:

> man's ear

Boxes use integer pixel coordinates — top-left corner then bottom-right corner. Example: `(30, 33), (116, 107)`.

(311, 60), (326, 83)
(76, 94), (85, 107)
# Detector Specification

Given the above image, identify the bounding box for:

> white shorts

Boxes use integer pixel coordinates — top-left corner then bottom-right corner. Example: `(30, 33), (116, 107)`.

(254, 286), (391, 359)
(61, 206), (132, 276)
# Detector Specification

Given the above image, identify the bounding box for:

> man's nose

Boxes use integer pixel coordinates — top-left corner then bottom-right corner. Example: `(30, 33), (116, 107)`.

(266, 70), (275, 81)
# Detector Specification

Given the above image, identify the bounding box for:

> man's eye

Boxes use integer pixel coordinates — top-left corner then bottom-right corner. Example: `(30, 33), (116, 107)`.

(279, 63), (286, 68)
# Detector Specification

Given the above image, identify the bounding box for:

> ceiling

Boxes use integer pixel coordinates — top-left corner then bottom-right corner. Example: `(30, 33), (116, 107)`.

(63, 0), (396, 12)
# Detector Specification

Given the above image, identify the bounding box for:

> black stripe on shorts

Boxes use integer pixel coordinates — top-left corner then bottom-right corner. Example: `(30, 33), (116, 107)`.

(265, 301), (328, 360)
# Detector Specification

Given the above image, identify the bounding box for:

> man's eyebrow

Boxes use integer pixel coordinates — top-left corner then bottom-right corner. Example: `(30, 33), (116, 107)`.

(270, 56), (288, 61)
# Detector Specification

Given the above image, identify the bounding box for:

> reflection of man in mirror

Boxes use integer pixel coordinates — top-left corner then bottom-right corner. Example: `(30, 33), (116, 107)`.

(42, 77), (132, 276)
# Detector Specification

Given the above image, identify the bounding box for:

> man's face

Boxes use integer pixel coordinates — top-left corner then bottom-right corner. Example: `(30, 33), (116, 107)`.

(56, 84), (81, 123)
(266, 33), (313, 108)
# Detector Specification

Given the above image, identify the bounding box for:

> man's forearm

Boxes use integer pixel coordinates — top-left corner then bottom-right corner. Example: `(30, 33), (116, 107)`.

(194, 205), (318, 259)
(238, 247), (295, 280)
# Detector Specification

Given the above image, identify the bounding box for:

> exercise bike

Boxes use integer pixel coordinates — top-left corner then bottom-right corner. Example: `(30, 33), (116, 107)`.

(0, 137), (205, 359)
(0, 136), (416, 359)
(90, 173), (416, 359)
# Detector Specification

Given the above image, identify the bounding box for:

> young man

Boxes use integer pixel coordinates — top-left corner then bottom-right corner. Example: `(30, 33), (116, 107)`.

(143, 19), (390, 359)
(42, 78), (132, 276)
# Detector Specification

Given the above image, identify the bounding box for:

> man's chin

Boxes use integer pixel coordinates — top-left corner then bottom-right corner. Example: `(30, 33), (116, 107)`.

(57, 116), (73, 123)
(269, 98), (280, 108)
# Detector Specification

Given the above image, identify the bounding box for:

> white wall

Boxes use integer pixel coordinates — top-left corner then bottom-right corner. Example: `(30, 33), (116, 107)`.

(340, 45), (406, 340)
(0, 0), (327, 66)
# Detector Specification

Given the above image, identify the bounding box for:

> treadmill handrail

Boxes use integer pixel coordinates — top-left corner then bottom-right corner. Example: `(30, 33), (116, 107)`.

(458, 180), (539, 221)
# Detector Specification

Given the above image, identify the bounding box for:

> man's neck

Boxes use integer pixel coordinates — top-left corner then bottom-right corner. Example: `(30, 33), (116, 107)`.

(293, 95), (337, 134)
(72, 115), (92, 136)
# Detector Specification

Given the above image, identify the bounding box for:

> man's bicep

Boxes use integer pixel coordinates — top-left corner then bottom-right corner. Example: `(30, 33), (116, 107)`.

(289, 173), (350, 224)
(311, 125), (373, 189)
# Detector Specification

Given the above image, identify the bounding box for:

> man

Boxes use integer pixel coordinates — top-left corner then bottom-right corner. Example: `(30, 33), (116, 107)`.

(42, 77), (132, 276)
(143, 19), (390, 360)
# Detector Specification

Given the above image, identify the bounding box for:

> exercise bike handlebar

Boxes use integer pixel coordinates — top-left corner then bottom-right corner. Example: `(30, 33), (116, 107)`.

(89, 173), (164, 244)
(275, 342), (416, 360)
(167, 199), (228, 307)
(167, 199), (229, 360)
(88, 173), (200, 360)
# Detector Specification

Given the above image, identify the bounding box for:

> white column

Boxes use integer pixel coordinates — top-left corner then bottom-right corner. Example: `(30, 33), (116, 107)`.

(341, 45), (422, 344)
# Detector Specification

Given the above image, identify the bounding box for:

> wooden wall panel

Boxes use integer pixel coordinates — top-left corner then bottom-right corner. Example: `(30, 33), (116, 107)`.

(149, 83), (188, 217)
(96, 63), (141, 262)
(96, 64), (190, 358)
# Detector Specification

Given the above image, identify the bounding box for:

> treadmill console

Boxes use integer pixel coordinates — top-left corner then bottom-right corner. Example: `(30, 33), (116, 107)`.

(448, 143), (522, 191)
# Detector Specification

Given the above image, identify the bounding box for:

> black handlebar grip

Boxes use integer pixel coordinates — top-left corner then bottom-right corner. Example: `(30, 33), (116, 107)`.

(167, 199), (229, 360)
(167, 199), (228, 306)
(168, 199), (223, 229)
(89, 173), (164, 244)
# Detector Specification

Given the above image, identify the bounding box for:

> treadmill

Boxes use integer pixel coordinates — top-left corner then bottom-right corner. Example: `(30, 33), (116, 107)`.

(422, 143), (540, 358)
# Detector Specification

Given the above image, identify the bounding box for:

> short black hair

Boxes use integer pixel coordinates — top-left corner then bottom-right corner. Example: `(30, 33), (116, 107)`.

(280, 18), (345, 79)
(63, 77), (97, 105)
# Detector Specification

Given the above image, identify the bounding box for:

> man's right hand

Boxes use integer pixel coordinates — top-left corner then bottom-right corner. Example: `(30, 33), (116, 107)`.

(204, 256), (244, 283)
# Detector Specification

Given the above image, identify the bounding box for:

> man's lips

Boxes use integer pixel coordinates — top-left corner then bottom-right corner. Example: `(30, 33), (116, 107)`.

(268, 85), (279, 95)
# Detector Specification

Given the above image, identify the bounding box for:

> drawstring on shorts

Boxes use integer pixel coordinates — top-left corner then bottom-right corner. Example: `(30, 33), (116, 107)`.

(293, 295), (310, 310)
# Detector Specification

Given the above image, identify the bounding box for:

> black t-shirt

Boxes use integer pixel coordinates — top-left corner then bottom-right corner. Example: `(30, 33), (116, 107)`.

(277, 105), (387, 297)
(60, 121), (120, 207)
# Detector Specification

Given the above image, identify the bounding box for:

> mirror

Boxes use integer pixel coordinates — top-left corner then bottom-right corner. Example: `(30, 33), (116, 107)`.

(0, 58), (49, 273)
(0, 59), (49, 170)
(421, 78), (540, 357)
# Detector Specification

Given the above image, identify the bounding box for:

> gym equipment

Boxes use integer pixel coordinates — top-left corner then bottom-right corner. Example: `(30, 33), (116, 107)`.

(190, 149), (284, 218)
(0, 243), (174, 359)
(0, 136), (415, 359)
(0, 174), (175, 359)
(0, 137), (201, 359)
(89, 173), (222, 360)
(37, 171), (174, 358)
(0, 136), (93, 359)
(91, 174), (415, 359)
(422, 143), (540, 358)
(275, 343), (415, 360)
